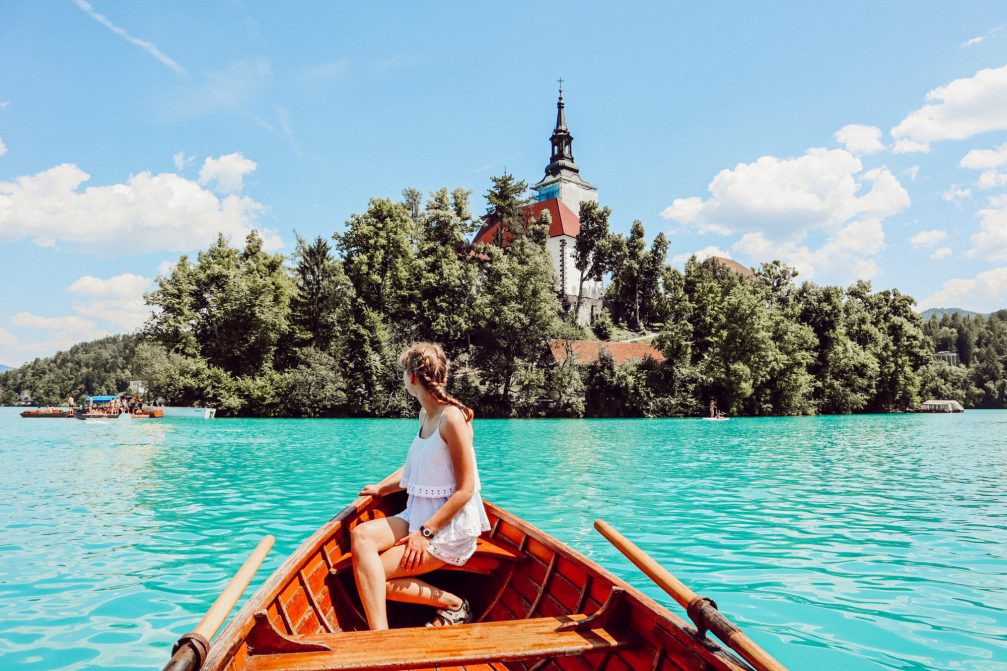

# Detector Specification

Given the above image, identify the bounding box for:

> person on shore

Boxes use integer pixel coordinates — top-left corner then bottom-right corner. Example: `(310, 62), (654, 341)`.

(352, 342), (490, 630)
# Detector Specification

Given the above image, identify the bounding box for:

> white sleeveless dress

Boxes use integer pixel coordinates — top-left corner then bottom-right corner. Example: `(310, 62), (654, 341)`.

(394, 413), (491, 566)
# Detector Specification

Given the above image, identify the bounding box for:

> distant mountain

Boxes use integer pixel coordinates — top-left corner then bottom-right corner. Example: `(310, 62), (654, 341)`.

(0, 364), (11, 373)
(919, 307), (981, 320)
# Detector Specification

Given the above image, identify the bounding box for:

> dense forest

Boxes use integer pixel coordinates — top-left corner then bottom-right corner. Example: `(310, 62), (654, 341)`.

(2, 177), (1005, 416)
(0, 334), (139, 406)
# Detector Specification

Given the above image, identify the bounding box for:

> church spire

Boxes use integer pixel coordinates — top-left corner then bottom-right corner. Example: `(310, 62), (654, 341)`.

(555, 79), (567, 131)
(545, 79), (579, 178)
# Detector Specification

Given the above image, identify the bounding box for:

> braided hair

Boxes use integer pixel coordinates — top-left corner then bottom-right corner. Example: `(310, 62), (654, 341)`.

(400, 342), (474, 422)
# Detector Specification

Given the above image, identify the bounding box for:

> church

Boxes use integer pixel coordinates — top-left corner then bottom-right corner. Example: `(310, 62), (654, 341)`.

(472, 86), (605, 325)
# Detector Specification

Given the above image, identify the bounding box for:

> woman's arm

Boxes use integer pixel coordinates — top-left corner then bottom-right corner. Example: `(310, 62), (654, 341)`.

(359, 465), (406, 497)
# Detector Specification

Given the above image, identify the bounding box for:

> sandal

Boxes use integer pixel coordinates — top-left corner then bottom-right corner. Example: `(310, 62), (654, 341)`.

(425, 598), (472, 627)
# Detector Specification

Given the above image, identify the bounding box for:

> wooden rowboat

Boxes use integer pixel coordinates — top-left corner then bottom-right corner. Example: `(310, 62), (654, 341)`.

(20, 408), (76, 418)
(163, 489), (786, 671)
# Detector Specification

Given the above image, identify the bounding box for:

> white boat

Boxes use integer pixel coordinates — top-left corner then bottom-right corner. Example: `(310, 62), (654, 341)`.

(161, 406), (216, 419)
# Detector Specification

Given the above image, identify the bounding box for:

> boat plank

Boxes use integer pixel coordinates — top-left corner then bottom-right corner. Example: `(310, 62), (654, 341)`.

(244, 615), (635, 671)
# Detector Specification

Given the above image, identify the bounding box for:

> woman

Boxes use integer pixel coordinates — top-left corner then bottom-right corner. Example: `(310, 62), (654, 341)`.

(352, 343), (491, 630)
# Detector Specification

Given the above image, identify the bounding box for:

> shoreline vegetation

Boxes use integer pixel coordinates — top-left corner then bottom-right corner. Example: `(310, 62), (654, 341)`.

(2, 177), (1005, 417)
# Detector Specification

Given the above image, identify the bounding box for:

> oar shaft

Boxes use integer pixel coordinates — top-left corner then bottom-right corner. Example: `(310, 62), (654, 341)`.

(194, 535), (275, 640)
(594, 520), (788, 671)
(162, 535), (275, 671)
(594, 519), (695, 609)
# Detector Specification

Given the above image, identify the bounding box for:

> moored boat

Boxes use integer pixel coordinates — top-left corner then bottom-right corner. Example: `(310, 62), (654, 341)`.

(162, 406), (216, 419)
(20, 407), (76, 418)
(162, 488), (786, 671)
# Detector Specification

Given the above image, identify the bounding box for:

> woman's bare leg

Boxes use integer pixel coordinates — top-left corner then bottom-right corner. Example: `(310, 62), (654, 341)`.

(380, 544), (462, 610)
(350, 517), (408, 630)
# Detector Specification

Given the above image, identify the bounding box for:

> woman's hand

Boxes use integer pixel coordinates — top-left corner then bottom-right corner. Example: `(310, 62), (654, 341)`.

(394, 531), (430, 570)
(359, 483), (381, 497)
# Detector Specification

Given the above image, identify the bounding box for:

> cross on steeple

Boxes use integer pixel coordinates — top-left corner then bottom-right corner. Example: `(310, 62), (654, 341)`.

(557, 77), (564, 95)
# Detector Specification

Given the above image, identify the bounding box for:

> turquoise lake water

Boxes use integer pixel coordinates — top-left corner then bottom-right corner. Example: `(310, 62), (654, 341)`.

(0, 408), (1005, 670)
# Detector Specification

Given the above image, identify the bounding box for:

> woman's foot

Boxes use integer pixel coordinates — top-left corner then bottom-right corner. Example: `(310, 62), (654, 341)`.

(425, 598), (472, 627)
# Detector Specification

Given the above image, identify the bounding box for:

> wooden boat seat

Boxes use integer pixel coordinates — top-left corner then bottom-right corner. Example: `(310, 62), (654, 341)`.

(329, 535), (524, 576)
(243, 614), (635, 671)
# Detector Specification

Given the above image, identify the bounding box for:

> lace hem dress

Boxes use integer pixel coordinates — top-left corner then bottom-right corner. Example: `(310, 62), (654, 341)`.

(394, 411), (491, 566)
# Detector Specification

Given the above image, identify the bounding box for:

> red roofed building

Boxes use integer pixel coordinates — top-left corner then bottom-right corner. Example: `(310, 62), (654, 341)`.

(550, 339), (665, 366)
(472, 85), (604, 324)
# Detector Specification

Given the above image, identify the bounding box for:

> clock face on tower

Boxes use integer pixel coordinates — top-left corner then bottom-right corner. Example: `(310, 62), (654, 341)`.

(535, 185), (559, 202)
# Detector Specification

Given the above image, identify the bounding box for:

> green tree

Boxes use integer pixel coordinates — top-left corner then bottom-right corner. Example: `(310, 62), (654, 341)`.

(409, 189), (480, 351)
(289, 235), (351, 352)
(573, 202), (612, 319)
(472, 215), (561, 414)
(335, 198), (416, 319)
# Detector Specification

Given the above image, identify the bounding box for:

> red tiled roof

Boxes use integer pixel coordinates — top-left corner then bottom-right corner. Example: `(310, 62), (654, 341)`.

(550, 339), (665, 366)
(472, 198), (580, 246)
(710, 256), (755, 278)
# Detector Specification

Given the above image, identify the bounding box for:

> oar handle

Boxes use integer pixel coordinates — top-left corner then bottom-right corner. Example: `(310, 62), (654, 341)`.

(163, 535), (275, 671)
(594, 520), (788, 671)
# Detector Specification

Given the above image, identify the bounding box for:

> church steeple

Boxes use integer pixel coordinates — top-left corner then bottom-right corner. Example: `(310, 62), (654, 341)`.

(532, 81), (598, 213)
(545, 81), (579, 178)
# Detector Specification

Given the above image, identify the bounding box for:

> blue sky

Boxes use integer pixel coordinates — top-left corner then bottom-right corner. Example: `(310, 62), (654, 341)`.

(1, 2), (1007, 365)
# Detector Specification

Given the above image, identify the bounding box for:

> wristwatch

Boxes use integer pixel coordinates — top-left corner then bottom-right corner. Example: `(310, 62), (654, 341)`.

(419, 525), (435, 539)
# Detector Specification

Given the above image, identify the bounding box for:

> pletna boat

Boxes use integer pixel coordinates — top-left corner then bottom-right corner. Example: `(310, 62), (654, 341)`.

(20, 407), (76, 418)
(162, 488), (786, 671)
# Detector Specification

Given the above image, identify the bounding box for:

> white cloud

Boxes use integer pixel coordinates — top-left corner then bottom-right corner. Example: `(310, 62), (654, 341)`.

(961, 143), (1007, 169)
(891, 65), (1007, 152)
(70, 273), (150, 298)
(672, 246), (732, 264)
(932, 247), (952, 259)
(661, 148), (909, 239)
(199, 153), (257, 194)
(733, 218), (886, 283)
(968, 194), (1007, 260)
(892, 139), (931, 154)
(0, 325), (15, 349)
(943, 185), (972, 204)
(961, 25), (1003, 49)
(978, 171), (1007, 189)
(0, 161), (279, 254)
(909, 229), (947, 247)
(158, 260), (176, 274)
(835, 124), (885, 155)
(0, 102), (9, 111)
(11, 312), (97, 333)
(68, 273), (153, 331)
(173, 151), (195, 172)
(0, 136), (6, 157)
(904, 165), (920, 180)
(920, 267), (1007, 312)
(72, 0), (186, 75)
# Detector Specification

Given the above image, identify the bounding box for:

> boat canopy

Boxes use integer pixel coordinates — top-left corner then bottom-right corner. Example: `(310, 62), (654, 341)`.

(86, 395), (119, 402)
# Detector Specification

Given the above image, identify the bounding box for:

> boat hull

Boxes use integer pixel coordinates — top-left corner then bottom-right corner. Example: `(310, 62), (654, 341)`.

(20, 410), (75, 418)
(196, 492), (757, 671)
(161, 406), (216, 419)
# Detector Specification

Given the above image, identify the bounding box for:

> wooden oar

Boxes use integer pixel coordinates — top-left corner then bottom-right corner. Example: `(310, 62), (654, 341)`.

(162, 535), (275, 671)
(594, 520), (787, 671)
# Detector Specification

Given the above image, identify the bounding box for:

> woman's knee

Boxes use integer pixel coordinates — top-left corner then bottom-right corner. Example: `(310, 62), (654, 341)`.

(350, 523), (379, 551)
